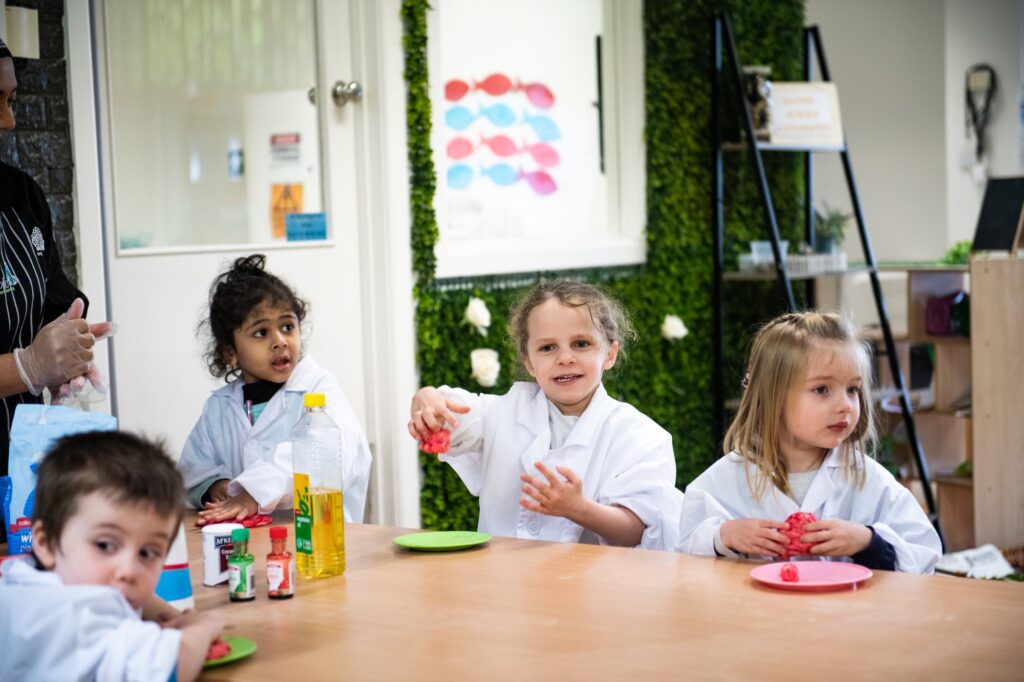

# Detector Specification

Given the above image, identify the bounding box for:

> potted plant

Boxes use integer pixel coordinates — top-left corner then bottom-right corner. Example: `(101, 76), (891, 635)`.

(813, 203), (851, 254)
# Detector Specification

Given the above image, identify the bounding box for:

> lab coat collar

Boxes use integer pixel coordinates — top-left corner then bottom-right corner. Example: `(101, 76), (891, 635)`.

(763, 447), (840, 517)
(516, 383), (616, 474)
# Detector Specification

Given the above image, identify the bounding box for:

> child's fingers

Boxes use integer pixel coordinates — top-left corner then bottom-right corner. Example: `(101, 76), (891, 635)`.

(445, 399), (471, 414)
(533, 461), (560, 487)
(518, 497), (543, 513)
(555, 466), (580, 485)
(521, 484), (543, 502)
(441, 410), (461, 429)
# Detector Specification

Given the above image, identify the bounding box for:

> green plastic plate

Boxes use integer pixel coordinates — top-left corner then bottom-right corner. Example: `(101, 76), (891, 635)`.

(203, 636), (258, 669)
(393, 530), (491, 552)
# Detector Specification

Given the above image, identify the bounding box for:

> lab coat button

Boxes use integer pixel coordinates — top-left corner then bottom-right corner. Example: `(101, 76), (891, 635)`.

(527, 522), (541, 535)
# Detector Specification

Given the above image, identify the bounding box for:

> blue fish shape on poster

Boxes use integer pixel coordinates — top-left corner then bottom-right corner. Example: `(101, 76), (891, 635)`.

(480, 163), (519, 187)
(448, 164), (474, 189)
(445, 106), (476, 131)
(478, 103), (516, 128)
(523, 112), (561, 141)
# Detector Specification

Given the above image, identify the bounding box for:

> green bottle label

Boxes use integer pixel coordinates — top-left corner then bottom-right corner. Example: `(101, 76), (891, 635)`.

(293, 472), (313, 554)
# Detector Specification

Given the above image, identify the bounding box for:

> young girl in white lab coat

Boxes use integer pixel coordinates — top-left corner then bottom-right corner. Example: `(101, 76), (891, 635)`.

(178, 255), (371, 523)
(676, 312), (941, 573)
(409, 281), (681, 550)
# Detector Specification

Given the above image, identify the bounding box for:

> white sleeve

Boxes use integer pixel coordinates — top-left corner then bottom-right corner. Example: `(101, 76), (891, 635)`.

(178, 402), (232, 499)
(676, 487), (733, 556)
(435, 386), (498, 496)
(595, 428), (681, 551)
(230, 460), (291, 513)
(864, 472), (942, 574)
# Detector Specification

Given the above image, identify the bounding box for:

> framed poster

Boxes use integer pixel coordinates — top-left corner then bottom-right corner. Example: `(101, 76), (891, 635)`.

(428, 0), (645, 278)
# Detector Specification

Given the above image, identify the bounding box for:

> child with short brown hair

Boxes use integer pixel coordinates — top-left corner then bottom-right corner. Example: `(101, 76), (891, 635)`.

(0, 431), (222, 681)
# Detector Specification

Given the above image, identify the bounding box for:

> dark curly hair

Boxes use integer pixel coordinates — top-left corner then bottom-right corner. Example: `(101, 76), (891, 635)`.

(201, 254), (308, 379)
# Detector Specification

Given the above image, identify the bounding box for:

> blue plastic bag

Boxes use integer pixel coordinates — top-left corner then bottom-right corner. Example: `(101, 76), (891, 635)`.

(1, 404), (117, 554)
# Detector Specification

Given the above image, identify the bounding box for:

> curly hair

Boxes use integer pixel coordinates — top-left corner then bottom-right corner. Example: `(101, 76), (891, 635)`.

(507, 280), (635, 375)
(201, 254), (308, 379)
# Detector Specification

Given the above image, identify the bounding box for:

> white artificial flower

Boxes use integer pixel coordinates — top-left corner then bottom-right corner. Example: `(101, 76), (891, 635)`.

(470, 348), (500, 387)
(464, 297), (492, 337)
(661, 314), (689, 341)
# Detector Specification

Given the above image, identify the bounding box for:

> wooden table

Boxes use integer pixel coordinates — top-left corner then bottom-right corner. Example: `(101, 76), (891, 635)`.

(185, 514), (1024, 681)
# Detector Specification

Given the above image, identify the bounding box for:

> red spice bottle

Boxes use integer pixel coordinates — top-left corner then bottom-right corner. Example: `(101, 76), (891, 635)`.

(266, 526), (295, 599)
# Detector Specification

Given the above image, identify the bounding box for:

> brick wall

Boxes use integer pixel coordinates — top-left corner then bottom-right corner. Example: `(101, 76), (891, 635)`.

(0, 0), (79, 285)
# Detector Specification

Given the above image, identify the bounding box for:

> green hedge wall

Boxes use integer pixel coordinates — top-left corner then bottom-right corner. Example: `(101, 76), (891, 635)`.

(403, 0), (805, 530)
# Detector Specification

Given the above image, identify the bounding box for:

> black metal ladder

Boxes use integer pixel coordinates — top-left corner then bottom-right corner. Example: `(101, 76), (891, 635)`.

(710, 12), (944, 546)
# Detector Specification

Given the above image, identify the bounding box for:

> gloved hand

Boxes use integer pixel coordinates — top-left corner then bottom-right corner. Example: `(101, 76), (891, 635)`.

(13, 298), (96, 396)
(49, 322), (117, 404)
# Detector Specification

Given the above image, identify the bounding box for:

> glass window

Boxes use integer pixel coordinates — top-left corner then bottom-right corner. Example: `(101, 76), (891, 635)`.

(98, 0), (324, 251)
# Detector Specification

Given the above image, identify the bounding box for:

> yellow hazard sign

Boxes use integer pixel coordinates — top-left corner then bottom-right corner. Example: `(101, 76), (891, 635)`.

(270, 184), (303, 239)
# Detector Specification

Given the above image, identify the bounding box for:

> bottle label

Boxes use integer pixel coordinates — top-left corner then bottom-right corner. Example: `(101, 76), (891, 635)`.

(228, 560), (255, 600)
(293, 472), (313, 554)
(267, 558), (294, 596)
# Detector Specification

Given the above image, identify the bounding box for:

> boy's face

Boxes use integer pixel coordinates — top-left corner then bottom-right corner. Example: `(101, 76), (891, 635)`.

(225, 300), (301, 385)
(33, 492), (178, 610)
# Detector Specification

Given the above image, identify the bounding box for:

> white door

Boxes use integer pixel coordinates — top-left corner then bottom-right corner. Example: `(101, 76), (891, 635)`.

(67, 0), (422, 525)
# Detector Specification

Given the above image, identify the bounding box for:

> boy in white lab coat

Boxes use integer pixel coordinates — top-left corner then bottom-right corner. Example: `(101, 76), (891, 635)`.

(0, 431), (223, 681)
(410, 281), (681, 550)
(676, 312), (941, 573)
(179, 255), (371, 524)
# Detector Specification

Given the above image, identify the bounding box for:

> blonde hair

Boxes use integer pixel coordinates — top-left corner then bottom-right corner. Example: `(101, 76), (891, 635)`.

(724, 311), (877, 500)
(507, 280), (635, 370)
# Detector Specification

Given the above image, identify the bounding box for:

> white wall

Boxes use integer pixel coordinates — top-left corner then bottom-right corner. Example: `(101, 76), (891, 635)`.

(807, 0), (1023, 327)
(806, 0), (947, 264)
(945, 0), (1024, 244)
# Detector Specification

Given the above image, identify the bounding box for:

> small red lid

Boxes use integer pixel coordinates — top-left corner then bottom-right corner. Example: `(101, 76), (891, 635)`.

(269, 526), (288, 540)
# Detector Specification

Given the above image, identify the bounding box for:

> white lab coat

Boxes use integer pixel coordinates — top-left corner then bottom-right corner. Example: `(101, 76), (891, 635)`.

(676, 449), (941, 573)
(178, 354), (372, 522)
(0, 557), (180, 681)
(439, 382), (681, 550)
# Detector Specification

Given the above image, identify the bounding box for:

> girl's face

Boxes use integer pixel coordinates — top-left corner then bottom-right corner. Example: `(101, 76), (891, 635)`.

(225, 300), (301, 384)
(523, 298), (618, 416)
(0, 58), (17, 130)
(780, 341), (862, 468)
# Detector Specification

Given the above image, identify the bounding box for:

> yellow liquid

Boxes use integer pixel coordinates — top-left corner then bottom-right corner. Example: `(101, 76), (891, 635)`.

(296, 488), (345, 578)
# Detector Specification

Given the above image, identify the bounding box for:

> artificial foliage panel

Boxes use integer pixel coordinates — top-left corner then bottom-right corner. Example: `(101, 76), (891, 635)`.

(403, 0), (805, 530)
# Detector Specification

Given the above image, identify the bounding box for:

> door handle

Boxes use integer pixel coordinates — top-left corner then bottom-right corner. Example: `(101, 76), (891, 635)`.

(332, 81), (363, 107)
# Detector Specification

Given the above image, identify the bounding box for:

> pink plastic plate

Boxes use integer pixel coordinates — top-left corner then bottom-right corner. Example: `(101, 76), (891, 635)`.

(750, 561), (873, 591)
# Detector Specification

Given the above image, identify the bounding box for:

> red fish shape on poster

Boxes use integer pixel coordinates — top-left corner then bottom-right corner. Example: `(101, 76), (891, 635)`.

(447, 137), (474, 160)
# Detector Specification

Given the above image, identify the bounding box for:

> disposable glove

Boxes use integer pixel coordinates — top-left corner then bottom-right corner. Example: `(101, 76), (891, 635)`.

(13, 298), (95, 396)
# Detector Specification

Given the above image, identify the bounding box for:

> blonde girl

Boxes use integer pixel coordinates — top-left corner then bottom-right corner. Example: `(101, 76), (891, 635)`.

(676, 312), (941, 573)
(409, 280), (681, 549)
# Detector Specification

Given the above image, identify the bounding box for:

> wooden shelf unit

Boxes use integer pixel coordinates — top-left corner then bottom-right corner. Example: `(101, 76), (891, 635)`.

(874, 257), (1024, 551)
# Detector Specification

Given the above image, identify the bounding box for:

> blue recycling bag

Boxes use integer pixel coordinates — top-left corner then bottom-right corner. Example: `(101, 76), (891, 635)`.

(1, 404), (117, 554)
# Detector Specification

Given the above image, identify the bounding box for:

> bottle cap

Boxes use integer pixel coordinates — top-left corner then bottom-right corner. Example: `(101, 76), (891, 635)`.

(269, 526), (288, 540)
(231, 528), (250, 542)
(303, 393), (326, 408)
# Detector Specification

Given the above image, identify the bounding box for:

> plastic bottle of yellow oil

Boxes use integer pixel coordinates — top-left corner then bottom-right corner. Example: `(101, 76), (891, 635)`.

(291, 393), (345, 578)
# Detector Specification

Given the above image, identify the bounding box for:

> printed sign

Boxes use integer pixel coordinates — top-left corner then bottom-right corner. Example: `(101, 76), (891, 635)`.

(286, 213), (328, 241)
(270, 184), (303, 239)
(768, 82), (844, 149)
(270, 132), (301, 166)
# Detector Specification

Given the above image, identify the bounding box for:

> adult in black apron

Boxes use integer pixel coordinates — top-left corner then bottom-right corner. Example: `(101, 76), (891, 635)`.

(0, 40), (106, 478)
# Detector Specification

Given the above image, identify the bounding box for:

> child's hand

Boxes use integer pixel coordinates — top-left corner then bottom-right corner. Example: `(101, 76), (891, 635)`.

(719, 518), (790, 557)
(519, 462), (585, 520)
(408, 387), (470, 440)
(198, 489), (259, 523)
(206, 479), (230, 504)
(801, 519), (872, 557)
